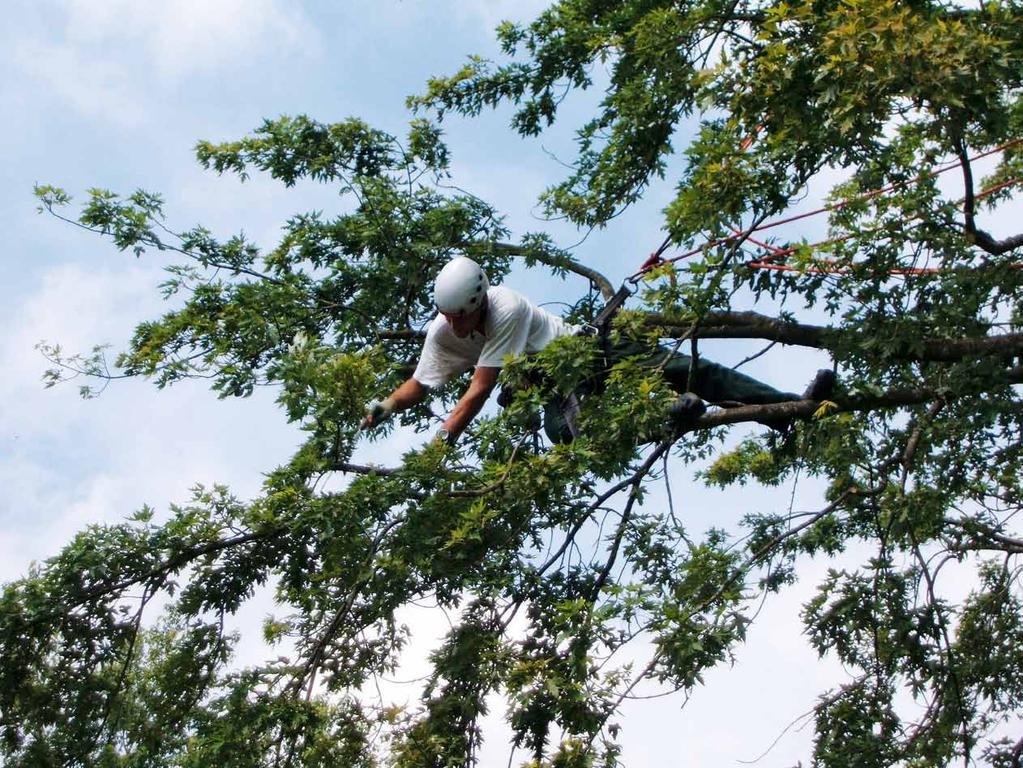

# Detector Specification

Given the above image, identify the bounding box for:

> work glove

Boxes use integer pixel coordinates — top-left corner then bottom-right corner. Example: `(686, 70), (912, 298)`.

(361, 397), (396, 429)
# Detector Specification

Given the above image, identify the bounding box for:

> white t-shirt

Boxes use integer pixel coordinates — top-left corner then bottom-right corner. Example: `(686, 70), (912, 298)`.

(413, 286), (577, 388)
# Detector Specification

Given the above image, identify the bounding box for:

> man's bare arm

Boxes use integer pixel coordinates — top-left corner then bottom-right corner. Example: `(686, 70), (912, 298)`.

(362, 377), (429, 428)
(389, 377), (429, 412)
(441, 366), (500, 441)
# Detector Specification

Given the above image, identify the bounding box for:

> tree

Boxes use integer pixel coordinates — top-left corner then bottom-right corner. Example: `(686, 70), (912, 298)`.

(4, 0), (1023, 765)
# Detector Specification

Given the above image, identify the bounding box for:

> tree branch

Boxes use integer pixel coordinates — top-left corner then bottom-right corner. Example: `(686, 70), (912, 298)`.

(645, 311), (1023, 362)
(41, 204), (289, 286)
(966, 228), (1023, 256)
(332, 462), (400, 477)
(955, 136), (1023, 255)
(686, 366), (1023, 429)
(291, 515), (405, 695)
(488, 242), (615, 300)
(377, 329), (427, 341)
(900, 400), (945, 490)
(345, 365), (1023, 481)
(949, 519), (1023, 555)
(75, 529), (274, 605)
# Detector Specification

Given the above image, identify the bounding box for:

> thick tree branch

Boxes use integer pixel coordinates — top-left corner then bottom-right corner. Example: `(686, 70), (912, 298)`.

(344, 366), (1023, 479)
(965, 228), (1023, 256)
(645, 310), (1023, 362)
(687, 365), (1023, 429)
(377, 329), (427, 341)
(949, 519), (1023, 555)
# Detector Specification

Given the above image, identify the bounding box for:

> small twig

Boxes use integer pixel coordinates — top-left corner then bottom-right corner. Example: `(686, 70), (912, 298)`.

(589, 485), (641, 602)
(535, 439), (675, 577)
(732, 340), (778, 370)
(955, 136), (1023, 255)
(738, 703), (818, 764)
(447, 434), (529, 498)
(899, 400), (945, 490)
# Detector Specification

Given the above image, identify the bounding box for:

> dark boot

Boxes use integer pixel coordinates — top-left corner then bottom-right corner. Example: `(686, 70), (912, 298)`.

(760, 369), (837, 434)
(668, 392), (707, 424)
(803, 369), (836, 401)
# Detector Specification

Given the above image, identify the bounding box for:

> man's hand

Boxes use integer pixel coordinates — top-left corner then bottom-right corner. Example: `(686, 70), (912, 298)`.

(361, 397), (396, 430)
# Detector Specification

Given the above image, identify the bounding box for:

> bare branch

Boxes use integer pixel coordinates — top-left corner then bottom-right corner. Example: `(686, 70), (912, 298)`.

(686, 367), (1022, 428)
(900, 400), (945, 490)
(487, 241), (615, 299)
(645, 310), (1023, 363)
(332, 462), (400, 477)
(966, 229), (1023, 256)
(377, 329), (427, 341)
(955, 135), (1023, 256)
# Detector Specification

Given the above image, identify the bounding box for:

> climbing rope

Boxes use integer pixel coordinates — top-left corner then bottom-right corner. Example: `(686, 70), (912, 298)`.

(626, 138), (1023, 281)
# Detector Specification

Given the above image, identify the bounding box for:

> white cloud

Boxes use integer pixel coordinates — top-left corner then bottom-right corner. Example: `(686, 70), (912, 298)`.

(13, 39), (149, 127)
(0, 260), (161, 433)
(452, 0), (552, 35)
(61, 0), (317, 83)
(11, 0), (318, 127)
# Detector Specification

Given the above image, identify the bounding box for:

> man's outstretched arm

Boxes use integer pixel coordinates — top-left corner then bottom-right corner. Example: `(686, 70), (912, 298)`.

(440, 366), (500, 442)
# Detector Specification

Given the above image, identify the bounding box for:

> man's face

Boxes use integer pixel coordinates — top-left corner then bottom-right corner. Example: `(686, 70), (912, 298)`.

(441, 308), (481, 338)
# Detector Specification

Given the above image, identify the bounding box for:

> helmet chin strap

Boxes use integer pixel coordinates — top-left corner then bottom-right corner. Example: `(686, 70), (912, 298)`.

(474, 295), (489, 336)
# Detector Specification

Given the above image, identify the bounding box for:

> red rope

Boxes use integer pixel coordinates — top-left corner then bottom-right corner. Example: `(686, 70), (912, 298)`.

(744, 140), (1020, 237)
(630, 139), (1023, 281)
(745, 175), (1023, 276)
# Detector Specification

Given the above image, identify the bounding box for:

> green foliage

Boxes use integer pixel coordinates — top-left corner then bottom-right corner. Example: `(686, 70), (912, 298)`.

(11, 0), (1023, 765)
(703, 438), (788, 487)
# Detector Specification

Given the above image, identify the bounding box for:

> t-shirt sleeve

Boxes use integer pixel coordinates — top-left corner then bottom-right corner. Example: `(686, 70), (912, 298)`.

(413, 319), (473, 388)
(477, 297), (530, 368)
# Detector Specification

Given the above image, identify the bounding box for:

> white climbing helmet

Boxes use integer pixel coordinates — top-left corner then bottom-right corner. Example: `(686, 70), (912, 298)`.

(434, 256), (489, 315)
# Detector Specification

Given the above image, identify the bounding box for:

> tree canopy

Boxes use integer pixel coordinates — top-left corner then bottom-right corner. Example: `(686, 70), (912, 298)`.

(5, 0), (1023, 766)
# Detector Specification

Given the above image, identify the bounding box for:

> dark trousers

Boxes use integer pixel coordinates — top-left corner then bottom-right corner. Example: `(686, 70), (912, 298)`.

(542, 339), (797, 443)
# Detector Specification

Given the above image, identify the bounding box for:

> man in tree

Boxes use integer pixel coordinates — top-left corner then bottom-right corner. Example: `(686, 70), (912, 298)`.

(363, 256), (835, 443)
(11, 0), (1021, 763)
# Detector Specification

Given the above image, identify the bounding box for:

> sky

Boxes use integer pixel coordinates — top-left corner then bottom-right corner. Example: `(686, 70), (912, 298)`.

(1, 1), (1006, 765)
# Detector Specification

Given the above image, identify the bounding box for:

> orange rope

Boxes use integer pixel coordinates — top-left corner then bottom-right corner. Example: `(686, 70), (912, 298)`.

(744, 139), (1020, 238)
(744, 175), (1023, 276)
(630, 140), (1023, 280)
